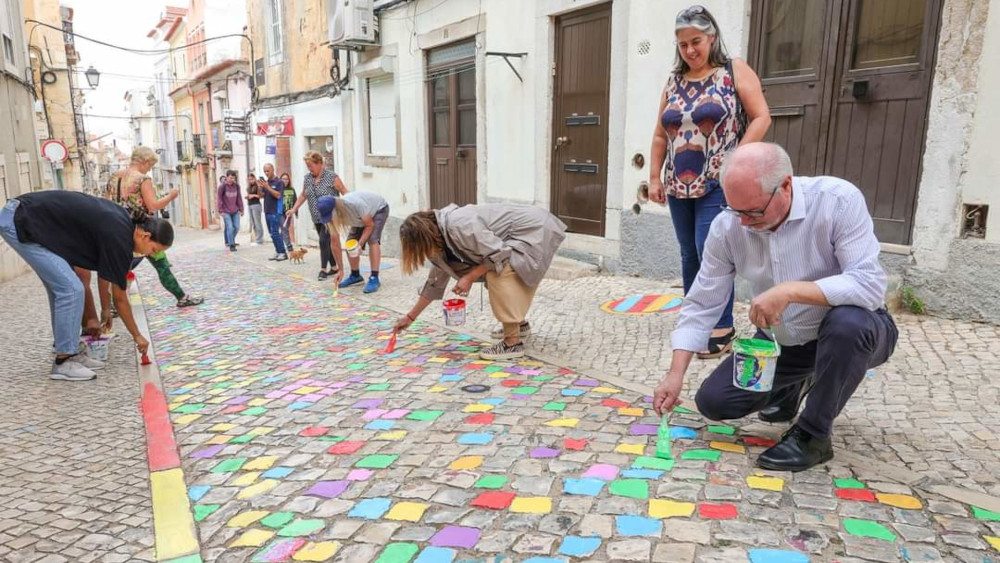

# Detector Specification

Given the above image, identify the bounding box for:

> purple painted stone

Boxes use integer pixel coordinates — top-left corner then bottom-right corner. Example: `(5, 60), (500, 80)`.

(443, 369), (461, 375)
(430, 525), (481, 549)
(354, 399), (385, 409)
(503, 366), (523, 374)
(629, 424), (658, 436)
(304, 480), (349, 498)
(190, 445), (225, 459)
(348, 376), (364, 383)
(574, 379), (600, 387)
(530, 447), (561, 459)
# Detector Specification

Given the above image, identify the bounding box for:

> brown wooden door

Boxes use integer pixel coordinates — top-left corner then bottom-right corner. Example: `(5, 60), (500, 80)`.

(428, 41), (477, 209)
(750, 0), (942, 245)
(550, 3), (611, 236)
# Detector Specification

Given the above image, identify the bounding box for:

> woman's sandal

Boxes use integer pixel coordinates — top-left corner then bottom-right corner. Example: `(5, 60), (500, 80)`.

(697, 328), (737, 359)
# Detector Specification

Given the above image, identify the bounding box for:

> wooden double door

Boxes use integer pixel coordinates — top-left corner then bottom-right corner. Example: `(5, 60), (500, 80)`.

(748, 0), (943, 244)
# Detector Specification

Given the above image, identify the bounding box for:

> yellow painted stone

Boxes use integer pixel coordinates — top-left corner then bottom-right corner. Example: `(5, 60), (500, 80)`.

(358, 348), (376, 355)
(876, 493), (923, 510)
(149, 468), (199, 559)
(247, 398), (270, 407)
(228, 528), (275, 548)
(984, 536), (1000, 552)
(428, 357), (449, 363)
(386, 502), (429, 522)
(545, 418), (579, 428)
(710, 441), (747, 454)
(510, 497), (552, 514)
(209, 423), (237, 432)
(227, 510), (269, 527)
(746, 476), (785, 492)
(294, 541), (342, 561)
(170, 395), (193, 403)
(464, 404), (494, 413)
(428, 386), (448, 393)
(388, 360), (408, 366)
(488, 372), (510, 379)
(618, 408), (645, 417)
(615, 443), (646, 455)
(293, 386), (322, 395)
(592, 386), (621, 394)
(173, 414), (202, 425)
(237, 479), (279, 500)
(206, 396), (227, 404)
(449, 456), (483, 470)
(649, 499), (696, 519)
(377, 431), (408, 441)
(249, 427), (275, 436)
(206, 388), (226, 396)
(231, 472), (261, 487)
(206, 435), (233, 445)
(521, 360), (544, 367)
(244, 456), (279, 471)
(185, 382), (204, 388)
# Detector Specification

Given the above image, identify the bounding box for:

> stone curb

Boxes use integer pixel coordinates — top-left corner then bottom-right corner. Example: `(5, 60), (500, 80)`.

(130, 280), (203, 562)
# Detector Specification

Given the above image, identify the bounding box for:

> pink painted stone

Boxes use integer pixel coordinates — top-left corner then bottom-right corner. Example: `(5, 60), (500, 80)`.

(255, 538), (307, 561)
(265, 390), (287, 400)
(382, 409), (410, 420)
(347, 469), (374, 481)
(583, 463), (620, 481)
(362, 409), (388, 421)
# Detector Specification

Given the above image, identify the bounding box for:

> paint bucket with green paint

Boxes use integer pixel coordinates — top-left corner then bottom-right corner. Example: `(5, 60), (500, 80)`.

(732, 337), (780, 392)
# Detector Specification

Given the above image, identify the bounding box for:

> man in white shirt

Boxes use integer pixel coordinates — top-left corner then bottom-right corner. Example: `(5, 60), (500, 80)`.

(653, 142), (898, 472)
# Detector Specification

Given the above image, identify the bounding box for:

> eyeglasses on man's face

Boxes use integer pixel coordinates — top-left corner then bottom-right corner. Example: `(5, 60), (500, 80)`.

(722, 185), (780, 218)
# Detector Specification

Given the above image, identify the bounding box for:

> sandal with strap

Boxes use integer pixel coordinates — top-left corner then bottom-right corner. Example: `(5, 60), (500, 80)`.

(697, 328), (736, 359)
(177, 296), (205, 308)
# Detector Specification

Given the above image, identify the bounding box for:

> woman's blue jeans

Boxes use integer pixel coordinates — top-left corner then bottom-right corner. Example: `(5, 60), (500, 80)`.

(667, 180), (735, 329)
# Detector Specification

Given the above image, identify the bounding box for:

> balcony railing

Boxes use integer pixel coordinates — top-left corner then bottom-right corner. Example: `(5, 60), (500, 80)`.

(192, 134), (207, 159)
(176, 140), (190, 162)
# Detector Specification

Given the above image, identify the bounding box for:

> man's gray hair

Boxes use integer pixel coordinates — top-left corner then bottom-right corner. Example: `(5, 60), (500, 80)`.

(720, 143), (794, 194)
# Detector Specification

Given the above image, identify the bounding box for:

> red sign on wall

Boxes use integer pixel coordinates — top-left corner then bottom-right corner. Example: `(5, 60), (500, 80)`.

(256, 117), (295, 137)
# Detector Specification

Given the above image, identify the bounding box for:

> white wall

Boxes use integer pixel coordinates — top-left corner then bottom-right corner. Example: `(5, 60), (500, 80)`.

(205, 0), (247, 65)
(959, 0), (1000, 243)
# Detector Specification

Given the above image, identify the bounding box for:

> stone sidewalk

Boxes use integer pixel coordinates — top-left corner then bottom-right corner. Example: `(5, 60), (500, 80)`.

(138, 230), (999, 562)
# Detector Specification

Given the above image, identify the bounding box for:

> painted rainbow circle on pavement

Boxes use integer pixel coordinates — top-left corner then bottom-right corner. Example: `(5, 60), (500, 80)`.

(600, 293), (684, 315)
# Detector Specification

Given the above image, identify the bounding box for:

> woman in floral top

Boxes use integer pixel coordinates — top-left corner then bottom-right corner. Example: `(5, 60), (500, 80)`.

(105, 146), (204, 308)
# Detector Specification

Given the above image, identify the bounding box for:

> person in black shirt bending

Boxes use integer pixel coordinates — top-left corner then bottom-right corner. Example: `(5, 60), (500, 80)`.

(0, 191), (174, 381)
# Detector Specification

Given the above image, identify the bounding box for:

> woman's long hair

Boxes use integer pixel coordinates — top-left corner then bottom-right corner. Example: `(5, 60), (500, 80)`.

(130, 209), (174, 246)
(399, 211), (444, 275)
(673, 5), (731, 75)
(325, 199), (353, 239)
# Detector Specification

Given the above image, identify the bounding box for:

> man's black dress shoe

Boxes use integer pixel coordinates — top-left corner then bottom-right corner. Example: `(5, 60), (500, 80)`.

(756, 424), (833, 472)
(759, 376), (815, 423)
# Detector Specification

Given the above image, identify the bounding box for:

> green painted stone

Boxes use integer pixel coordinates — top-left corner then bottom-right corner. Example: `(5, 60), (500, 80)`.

(406, 410), (444, 421)
(633, 456), (675, 471)
(228, 434), (254, 444)
(510, 386), (539, 395)
(242, 407), (268, 416)
(277, 518), (325, 537)
(347, 363), (368, 370)
(673, 405), (696, 414)
(172, 404), (205, 414)
(706, 425), (735, 436)
(375, 542), (419, 563)
(680, 449), (722, 462)
(474, 475), (508, 489)
(260, 511), (295, 529)
(843, 518), (897, 542)
(356, 454), (398, 469)
(366, 383), (391, 391)
(833, 478), (867, 489)
(532, 376), (554, 382)
(542, 402), (566, 411)
(211, 457), (247, 473)
(483, 366), (505, 373)
(609, 479), (649, 499)
(193, 504), (220, 522)
(972, 506), (1000, 521)
(319, 435), (347, 442)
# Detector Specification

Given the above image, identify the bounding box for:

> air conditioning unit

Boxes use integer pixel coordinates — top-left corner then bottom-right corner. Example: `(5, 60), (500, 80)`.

(328, 0), (378, 47)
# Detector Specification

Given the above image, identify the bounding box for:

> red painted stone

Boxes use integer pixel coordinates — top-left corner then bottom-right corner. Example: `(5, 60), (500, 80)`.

(558, 368), (575, 375)
(742, 436), (777, 447)
(463, 363), (488, 370)
(327, 440), (365, 455)
(300, 426), (330, 437)
(836, 488), (876, 502)
(140, 382), (180, 471)
(601, 399), (630, 408)
(465, 413), (495, 425)
(401, 367), (422, 373)
(221, 405), (246, 414)
(698, 503), (738, 520)
(501, 379), (525, 388)
(563, 438), (588, 451)
(471, 491), (516, 510)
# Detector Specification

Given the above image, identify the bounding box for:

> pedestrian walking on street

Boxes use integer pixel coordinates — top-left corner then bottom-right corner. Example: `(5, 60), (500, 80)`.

(218, 170), (244, 252)
(0, 191), (171, 381)
(246, 173), (265, 245)
(317, 192), (389, 294)
(279, 172), (297, 253)
(285, 151), (348, 281)
(258, 163), (288, 261)
(393, 204), (567, 361)
(648, 5), (771, 358)
(106, 147), (204, 308)
(652, 143), (899, 472)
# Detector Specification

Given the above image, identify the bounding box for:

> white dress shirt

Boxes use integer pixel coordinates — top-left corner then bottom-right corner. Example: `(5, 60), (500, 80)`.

(671, 176), (888, 350)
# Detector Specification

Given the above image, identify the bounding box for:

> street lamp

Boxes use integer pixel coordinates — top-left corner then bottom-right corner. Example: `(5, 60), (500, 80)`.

(84, 66), (100, 89)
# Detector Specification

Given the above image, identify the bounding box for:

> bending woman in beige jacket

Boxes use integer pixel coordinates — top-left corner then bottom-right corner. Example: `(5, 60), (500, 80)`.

(393, 204), (567, 361)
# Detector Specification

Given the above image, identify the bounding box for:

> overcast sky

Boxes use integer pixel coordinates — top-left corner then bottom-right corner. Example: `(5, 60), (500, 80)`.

(66, 0), (169, 146)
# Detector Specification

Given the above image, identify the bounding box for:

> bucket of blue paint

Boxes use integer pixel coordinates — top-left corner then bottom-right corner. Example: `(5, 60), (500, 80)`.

(732, 337), (780, 392)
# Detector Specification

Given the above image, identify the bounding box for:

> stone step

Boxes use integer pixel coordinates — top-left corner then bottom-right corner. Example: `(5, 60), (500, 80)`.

(544, 255), (601, 281)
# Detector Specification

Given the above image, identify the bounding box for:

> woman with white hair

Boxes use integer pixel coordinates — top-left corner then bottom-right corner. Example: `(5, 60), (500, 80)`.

(648, 5), (771, 358)
(105, 146), (204, 308)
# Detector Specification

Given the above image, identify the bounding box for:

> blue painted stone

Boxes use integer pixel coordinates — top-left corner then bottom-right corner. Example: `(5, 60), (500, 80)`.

(365, 419), (395, 430)
(561, 389), (585, 397)
(558, 536), (602, 557)
(414, 546), (457, 563)
(748, 549), (810, 563)
(440, 375), (463, 382)
(262, 467), (294, 479)
(348, 498), (392, 519)
(457, 433), (494, 445)
(480, 398), (506, 406)
(188, 485), (210, 501)
(287, 401), (312, 410)
(622, 469), (663, 480)
(670, 426), (698, 439)
(615, 515), (662, 537)
(563, 478), (606, 497)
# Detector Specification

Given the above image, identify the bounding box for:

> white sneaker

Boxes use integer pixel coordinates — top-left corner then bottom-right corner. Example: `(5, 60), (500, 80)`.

(50, 359), (97, 381)
(73, 353), (105, 371)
